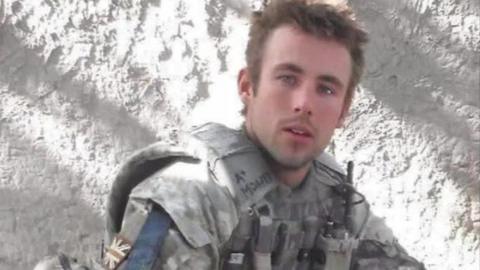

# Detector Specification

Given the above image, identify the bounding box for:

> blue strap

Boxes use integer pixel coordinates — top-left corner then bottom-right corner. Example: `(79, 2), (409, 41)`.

(125, 207), (172, 270)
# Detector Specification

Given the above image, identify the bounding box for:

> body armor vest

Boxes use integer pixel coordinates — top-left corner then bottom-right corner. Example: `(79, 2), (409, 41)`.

(35, 124), (425, 270)
(191, 123), (363, 270)
(105, 122), (374, 270)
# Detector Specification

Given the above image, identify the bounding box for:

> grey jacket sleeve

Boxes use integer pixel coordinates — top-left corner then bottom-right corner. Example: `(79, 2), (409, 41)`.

(153, 228), (218, 270)
(115, 159), (239, 270)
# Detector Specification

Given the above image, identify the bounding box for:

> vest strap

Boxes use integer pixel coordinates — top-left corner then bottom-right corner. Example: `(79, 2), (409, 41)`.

(125, 207), (172, 270)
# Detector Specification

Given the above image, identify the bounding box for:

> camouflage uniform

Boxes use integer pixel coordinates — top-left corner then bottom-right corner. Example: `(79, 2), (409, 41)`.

(35, 122), (424, 270)
(103, 122), (424, 270)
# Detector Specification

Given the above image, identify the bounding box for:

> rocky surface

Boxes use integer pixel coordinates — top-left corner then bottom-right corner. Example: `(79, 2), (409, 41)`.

(0, 0), (478, 269)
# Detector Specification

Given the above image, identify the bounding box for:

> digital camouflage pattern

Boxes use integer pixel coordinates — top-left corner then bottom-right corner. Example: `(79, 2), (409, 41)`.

(35, 123), (424, 270)
(112, 123), (424, 269)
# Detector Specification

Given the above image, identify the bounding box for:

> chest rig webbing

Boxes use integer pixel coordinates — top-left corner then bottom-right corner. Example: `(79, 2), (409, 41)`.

(192, 123), (362, 270)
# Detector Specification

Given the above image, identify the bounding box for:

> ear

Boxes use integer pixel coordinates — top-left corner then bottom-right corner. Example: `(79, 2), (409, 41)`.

(336, 93), (353, 128)
(237, 68), (254, 105)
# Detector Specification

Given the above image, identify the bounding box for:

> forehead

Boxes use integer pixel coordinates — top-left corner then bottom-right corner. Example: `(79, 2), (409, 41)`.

(261, 25), (352, 85)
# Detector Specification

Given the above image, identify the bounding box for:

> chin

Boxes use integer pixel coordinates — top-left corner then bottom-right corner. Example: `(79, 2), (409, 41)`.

(269, 150), (314, 170)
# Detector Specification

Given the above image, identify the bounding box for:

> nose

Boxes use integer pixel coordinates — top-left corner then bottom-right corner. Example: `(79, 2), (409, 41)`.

(292, 85), (313, 116)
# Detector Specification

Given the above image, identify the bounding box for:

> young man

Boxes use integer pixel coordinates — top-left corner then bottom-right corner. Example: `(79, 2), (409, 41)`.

(37, 1), (424, 269)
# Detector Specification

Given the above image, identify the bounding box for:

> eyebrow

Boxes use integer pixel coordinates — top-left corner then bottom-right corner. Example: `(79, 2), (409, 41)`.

(273, 63), (304, 74)
(273, 62), (345, 89)
(320, 74), (345, 89)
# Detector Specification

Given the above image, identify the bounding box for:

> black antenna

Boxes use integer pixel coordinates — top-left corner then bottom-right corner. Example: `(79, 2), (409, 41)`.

(346, 161), (354, 184)
(344, 161), (354, 232)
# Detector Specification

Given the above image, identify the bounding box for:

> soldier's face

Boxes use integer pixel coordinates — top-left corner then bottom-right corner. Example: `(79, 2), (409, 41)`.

(239, 25), (351, 171)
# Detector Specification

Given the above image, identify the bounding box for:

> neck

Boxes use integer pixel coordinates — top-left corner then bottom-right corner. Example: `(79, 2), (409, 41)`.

(268, 160), (311, 188)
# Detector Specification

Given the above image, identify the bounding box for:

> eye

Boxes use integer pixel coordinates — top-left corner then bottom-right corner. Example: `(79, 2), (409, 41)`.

(278, 74), (297, 87)
(318, 85), (335, 95)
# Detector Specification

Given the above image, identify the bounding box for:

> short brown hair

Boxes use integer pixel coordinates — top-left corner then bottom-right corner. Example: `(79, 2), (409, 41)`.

(245, 0), (368, 103)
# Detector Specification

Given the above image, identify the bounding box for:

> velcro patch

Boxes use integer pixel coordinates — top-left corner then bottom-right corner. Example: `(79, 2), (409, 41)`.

(104, 234), (132, 270)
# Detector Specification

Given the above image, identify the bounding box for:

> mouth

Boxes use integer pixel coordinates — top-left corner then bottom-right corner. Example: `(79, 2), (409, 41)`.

(283, 125), (313, 138)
